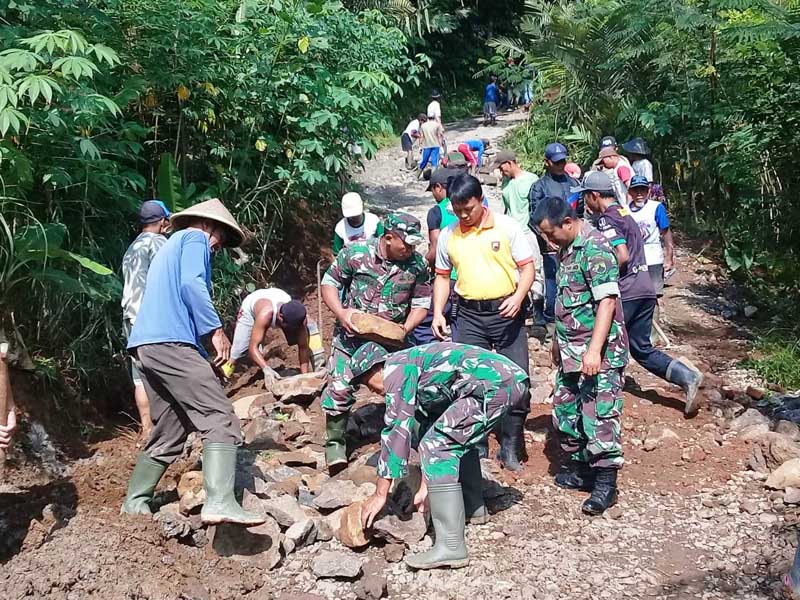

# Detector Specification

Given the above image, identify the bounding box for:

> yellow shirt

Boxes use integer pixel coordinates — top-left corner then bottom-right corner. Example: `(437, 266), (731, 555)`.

(435, 209), (533, 300)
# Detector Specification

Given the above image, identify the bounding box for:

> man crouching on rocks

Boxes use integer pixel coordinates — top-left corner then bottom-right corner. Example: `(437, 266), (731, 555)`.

(120, 199), (265, 526)
(354, 341), (529, 570)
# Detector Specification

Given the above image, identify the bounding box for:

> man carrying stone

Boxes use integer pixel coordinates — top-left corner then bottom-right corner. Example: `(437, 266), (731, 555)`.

(320, 212), (431, 472)
(532, 195), (629, 515)
(431, 173), (534, 471)
(121, 199), (265, 526)
(356, 341), (530, 569)
(580, 171), (703, 416)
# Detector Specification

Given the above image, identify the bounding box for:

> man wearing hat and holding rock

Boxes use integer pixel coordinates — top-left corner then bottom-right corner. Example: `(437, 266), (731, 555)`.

(320, 212), (431, 472)
(121, 198), (266, 526)
(121, 199), (171, 442)
(332, 192), (383, 256)
(355, 341), (530, 570)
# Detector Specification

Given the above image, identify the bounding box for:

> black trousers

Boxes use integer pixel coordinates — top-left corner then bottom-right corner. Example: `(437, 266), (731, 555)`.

(455, 302), (530, 415)
(622, 297), (673, 379)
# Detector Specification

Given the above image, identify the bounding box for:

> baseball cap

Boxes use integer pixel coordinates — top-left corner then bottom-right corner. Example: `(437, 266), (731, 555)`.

(383, 212), (424, 246)
(426, 168), (458, 192)
(600, 136), (617, 149)
(491, 150), (517, 168)
(544, 142), (568, 162)
(598, 146), (618, 159)
(350, 342), (389, 382)
(570, 171), (614, 194)
(139, 200), (171, 224)
(279, 300), (307, 329)
(341, 192), (364, 218)
(628, 175), (650, 189)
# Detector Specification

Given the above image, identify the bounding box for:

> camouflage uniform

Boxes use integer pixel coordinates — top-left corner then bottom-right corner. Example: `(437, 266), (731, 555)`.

(554, 221), (629, 469)
(321, 213), (431, 415)
(374, 342), (530, 483)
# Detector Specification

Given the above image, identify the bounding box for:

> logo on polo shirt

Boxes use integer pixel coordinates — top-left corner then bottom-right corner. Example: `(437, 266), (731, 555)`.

(491, 241), (501, 252)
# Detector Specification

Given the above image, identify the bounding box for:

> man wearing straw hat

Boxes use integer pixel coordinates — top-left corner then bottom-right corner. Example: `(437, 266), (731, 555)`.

(120, 198), (265, 526)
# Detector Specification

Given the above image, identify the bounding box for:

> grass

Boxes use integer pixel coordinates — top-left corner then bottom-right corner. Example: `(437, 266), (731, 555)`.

(743, 333), (800, 391)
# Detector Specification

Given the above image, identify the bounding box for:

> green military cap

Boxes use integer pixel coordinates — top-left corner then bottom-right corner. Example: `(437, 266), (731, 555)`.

(383, 212), (424, 246)
(350, 342), (389, 382)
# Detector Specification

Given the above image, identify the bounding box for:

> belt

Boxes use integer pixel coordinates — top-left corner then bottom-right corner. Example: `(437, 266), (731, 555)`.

(457, 296), (509, 312)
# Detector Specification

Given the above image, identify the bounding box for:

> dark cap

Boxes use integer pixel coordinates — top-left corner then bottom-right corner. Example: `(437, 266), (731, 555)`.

(491, 150), (517, 168)
(431, 89), (441, 99)
(139, 200), (171, 224)
(570, 171), (614, 194)
(426, 168), (458, 192)
(600, 136), (617, 149)
(544, 142), (568, 162)
(628, 175), (650, 189)
(622, 137), (651, 155)
(279, 300), (307, 329)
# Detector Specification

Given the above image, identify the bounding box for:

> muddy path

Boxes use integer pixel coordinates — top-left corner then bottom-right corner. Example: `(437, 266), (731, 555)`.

(0, 110), (796, 600)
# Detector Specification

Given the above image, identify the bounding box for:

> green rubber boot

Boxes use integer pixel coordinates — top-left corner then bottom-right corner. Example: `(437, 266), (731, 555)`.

(200, 443), (267, 526)
(459, 450), (488, 525)
(405, 483), (469, 570)
(325, 412), (348, 472)
(120, 453), (168, 515)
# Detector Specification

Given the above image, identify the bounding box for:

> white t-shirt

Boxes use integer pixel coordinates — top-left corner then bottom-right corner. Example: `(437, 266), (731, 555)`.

(121, 232), (167, 323)
(632, 158), (654, 181)
(427, 100), (441, 121)
(231, 288), (291, 359)
(630, 200), (668, 265)
(403, 119), (420, 138)
(334, 212), (381, 248)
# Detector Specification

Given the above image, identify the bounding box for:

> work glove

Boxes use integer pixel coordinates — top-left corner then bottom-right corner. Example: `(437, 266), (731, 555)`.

(262, 366), (282, 387)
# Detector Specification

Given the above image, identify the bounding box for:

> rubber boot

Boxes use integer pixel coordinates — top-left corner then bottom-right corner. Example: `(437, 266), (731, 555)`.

(120, 453), (168, 515)
(496, 413), (526, 472)
(554, 462), (595, 492)
(200, 443), (267, 526)
(581, 468), (618, 516)
(459, 450), (488, 525)
(665, 360), (704, 416)
(324, 412), (348, 473)
(405, 483), (469, 570)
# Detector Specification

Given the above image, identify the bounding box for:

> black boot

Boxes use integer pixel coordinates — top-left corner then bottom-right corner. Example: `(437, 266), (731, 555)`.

(496, 413), (526, 472)
(554, 462), (595, 492)
(665, 360), (704, 416)
(581, 468), (618, 515)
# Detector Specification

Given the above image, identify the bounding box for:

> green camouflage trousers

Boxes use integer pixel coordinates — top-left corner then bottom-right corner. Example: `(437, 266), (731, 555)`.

(320, 345), (358, 415)
(418, 395), (509, 483)
(553, 368), (624, 469)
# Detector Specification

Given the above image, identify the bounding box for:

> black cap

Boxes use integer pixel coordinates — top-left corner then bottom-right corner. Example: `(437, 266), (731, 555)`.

(426, 168), (459, 192)
(138, 200), (171, 224)
(279, 300), (307, 329)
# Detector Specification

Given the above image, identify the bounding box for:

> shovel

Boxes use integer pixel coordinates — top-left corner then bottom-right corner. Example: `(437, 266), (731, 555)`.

(0, 342), (10, 476)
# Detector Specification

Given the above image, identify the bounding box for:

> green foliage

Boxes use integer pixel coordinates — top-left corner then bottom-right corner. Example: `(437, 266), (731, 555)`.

(0, 0), (426, 408)
(744, 334), (800, 391)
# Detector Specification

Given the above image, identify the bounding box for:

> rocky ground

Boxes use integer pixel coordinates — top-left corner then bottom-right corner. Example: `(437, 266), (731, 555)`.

(1, 110), (799, 600)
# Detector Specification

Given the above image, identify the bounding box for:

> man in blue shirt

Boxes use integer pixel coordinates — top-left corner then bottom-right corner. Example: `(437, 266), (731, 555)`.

(483, 75), (500, 125)
(121, 198), (266, 527)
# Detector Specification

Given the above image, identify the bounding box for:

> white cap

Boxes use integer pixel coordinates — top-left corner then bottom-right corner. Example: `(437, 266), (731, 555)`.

(341, 192), (363, 218)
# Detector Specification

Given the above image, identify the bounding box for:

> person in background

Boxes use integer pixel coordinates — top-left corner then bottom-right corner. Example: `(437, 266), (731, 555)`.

(483, 75), (500, 125)
(427, 90), (442, 124)
(597, 146), (634, 206)
(121, 198), (266, 526)
(622, 137), (654, 181)
(401, 114), (427, 170)
(227, 289), (311, 383)
(531, 195), (628, 516)
(121, 199), (171, 442)
(581, 171), (704, 417)
(627, 176), (674, 298)
(419, 117), (445, 172)
(457, 138), (490, 172)
(332, 192), (383, 256)
(432, 173), (534, 471)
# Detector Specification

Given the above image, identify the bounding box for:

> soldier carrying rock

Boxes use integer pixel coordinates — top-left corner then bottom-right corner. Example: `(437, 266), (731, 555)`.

(532, 196), (629, 516)
(320, 212), (431, 473)
(354, 341), (530, 570)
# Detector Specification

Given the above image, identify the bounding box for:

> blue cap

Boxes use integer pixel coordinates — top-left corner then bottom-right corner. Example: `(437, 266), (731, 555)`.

(544, 142), (568, 162)
(629, 175), (650, 189)
(138, 199), (171, 224)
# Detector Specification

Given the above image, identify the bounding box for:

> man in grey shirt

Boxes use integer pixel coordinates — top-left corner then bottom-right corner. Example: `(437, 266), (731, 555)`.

(121, 200), (170, 441)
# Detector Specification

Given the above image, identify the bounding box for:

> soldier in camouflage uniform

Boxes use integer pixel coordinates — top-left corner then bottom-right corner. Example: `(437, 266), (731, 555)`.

(320, 212), (431, 472)
(532, 195), (629, 516)
(352, 341), (529, 570)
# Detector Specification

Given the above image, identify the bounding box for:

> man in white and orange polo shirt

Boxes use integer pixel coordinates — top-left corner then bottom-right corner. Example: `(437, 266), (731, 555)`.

(431, 172), (535, 472)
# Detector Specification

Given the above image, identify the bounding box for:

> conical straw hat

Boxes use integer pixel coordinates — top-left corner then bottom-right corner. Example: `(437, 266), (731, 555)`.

(170, 198), (245, 248)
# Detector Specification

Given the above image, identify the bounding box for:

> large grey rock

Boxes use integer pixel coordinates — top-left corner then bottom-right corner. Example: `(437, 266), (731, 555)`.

(243, 417), (286, 450)
(643, 425), (681, 452)
(272, 372), (327, 403)
(312, 550), (364, 579)
(232, 394), (268, 420)
(314, 479), (375, 511)
(262, 494), (314, 527)
(776, 420), (800, 440)
(372, 512), (427, 545)
(282, 518), (317, 555)
(766, 458), (800, 489)
(730, 408), (771, 433)
(264, 464), (304, 483)
(210, 518), (283, 569)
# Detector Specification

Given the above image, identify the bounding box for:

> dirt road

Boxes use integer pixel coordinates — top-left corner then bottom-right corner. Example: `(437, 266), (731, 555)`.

(0, 110), (796, 600)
